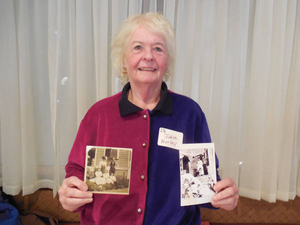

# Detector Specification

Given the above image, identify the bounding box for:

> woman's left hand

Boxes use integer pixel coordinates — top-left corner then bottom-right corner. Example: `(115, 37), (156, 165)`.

(211, 177), (239, 210)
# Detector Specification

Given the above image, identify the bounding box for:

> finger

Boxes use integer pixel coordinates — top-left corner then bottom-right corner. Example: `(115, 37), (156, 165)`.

(61, 197), (94, 212)
(59, 187), (94, 212)
(64, 186), (93, 199)
(212, 183), (238, 202)
(211, 194), (239, 210)
(65, 176), (89, 191)
(59, 177), (93, 199)
(213, 177), (235, 192)
(211, 201), (237, 211)
(212, 190), (239, 205)
(211, 183), (239, 211)
(63, 195), (93, 208)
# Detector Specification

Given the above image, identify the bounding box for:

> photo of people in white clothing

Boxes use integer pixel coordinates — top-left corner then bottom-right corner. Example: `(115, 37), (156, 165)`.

(84, 146), (132, 195)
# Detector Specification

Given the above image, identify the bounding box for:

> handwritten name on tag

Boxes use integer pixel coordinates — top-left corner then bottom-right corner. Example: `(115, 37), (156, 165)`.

(157, 127), (183, 149)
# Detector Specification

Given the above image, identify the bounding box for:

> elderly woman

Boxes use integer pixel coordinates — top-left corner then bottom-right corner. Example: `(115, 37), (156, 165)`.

(58, 12), (239, 225)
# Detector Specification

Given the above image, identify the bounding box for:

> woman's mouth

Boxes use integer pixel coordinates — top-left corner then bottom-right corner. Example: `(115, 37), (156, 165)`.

(138, 68), (156, 71)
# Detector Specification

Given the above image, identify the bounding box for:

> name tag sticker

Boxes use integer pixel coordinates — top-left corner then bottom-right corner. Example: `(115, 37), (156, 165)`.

(157, 127), (183, 149)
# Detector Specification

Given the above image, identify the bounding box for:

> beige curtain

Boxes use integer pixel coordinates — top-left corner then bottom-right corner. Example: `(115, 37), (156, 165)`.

(0, 0), (299, 202)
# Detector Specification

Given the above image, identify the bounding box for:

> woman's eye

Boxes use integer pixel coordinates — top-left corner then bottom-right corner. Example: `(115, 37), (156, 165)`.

(134, 45), (142, 50)
(155, 47), (162, 52)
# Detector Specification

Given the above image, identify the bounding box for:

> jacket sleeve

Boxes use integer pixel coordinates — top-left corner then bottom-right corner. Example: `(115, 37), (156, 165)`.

(65, 121), (91, 181)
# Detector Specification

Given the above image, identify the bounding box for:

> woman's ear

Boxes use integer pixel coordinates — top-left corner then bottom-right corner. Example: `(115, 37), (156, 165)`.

(122, 67), (128, 75)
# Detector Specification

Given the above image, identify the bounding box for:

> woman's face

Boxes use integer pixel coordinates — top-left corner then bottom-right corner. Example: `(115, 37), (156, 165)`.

(123, 26), (168, 87)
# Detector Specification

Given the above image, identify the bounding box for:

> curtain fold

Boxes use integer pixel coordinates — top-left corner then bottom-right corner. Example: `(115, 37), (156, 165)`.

(0, 0), (299, 202)
(0, 0), (22, 195)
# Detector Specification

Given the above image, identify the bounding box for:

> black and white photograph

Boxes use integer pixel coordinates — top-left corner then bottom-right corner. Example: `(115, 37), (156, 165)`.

(179, 143), (217, 206)
(84, 146), (132, 195)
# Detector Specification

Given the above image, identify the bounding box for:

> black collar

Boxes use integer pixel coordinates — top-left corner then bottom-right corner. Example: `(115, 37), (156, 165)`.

(119, 82), (173, 117)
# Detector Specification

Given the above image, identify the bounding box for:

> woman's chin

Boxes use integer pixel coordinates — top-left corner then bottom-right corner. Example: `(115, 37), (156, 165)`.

(134, 74), (163, 85)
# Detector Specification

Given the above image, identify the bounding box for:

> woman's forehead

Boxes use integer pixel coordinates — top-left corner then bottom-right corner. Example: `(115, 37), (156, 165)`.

(127, 26), (166, 45)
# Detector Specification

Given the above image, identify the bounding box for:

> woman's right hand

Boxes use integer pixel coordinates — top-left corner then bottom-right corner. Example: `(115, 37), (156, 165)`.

(58, 176), (93, 212)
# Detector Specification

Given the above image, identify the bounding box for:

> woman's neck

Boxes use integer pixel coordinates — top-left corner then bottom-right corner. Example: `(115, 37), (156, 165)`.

(128, 83), (162, 110)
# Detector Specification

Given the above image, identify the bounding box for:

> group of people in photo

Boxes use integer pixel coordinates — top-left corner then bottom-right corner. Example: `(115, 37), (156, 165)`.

(86, 156), (119, 189)
(182, 149), (209, 178)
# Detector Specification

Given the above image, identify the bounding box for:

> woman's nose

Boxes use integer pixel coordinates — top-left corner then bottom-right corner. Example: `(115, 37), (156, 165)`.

(143, 48), (154, 61)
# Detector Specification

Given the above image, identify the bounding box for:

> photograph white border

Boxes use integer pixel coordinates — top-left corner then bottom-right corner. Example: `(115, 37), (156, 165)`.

(179, 143), (217, 206)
